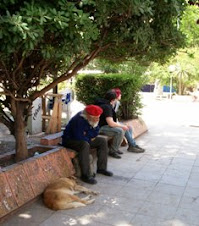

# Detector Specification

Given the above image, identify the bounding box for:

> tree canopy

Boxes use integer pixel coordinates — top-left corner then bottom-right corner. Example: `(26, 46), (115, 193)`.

(0, 0), (187, 160)
(142, 3), (199, 94)
(181, 4), (199, 46)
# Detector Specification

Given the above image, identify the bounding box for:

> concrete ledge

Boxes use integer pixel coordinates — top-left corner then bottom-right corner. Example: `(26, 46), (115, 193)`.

(0, 146), (75, 219)
(122, 117), (148, 139)
(40, 131), (63, 145)
(40, 118), (148, 146)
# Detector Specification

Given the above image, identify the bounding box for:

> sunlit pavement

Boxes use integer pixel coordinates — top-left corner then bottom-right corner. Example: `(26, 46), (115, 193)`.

(2, 93), (199, 226)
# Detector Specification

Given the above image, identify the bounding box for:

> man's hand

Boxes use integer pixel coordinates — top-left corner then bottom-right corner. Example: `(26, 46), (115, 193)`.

(121, 124), (129, 131)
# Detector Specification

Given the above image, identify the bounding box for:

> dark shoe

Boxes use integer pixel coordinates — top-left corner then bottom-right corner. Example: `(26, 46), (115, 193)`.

(81, 176), (97, 184)
(135, 145), (145, 152)
(117, 150), (123, 155)
(127, 145), (145, 153)
(97, 169), (113, 176)
(109, 152), (121, 159)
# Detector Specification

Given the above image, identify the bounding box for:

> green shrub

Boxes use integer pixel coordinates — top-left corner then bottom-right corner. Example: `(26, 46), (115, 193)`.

(75, 73), (144, 120)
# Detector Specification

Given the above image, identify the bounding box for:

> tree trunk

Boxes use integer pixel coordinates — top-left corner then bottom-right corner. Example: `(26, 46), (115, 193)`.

(178, 76), (182, 95)
(15, 102), (28, 162)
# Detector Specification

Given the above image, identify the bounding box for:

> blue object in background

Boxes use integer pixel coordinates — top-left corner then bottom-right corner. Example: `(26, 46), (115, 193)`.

(48, 99), (54, 110)
(163, 85), (176, 93)
(64, 93), (71, 104)
(48, 92), (72, 110)
(141, 85), (155, 92)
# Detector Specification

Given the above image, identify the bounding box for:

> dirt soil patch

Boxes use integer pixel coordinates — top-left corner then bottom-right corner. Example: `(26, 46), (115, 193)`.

(0, 145), (55, 168)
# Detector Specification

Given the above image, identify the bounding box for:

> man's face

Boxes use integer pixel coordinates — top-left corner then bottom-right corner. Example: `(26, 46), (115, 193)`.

(87, 114), (100, 127)
(117, 94), (121, 100)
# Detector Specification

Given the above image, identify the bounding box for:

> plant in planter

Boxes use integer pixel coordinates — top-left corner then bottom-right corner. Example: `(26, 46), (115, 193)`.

(75, 73), (148, 141)
(75, 73), (145, 120)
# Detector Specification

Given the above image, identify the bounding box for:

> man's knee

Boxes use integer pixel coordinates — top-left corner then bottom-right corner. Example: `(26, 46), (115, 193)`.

(79, 141), (90, 153)
(97, 136), (107, 146)
(115, 127), (125, 137)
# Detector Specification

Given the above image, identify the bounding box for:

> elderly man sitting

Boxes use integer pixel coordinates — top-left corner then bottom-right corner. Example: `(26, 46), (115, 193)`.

(62, 105), (113, 184)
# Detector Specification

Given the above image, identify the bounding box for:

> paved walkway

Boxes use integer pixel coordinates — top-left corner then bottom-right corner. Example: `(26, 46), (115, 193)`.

(2, 94), (199, 226)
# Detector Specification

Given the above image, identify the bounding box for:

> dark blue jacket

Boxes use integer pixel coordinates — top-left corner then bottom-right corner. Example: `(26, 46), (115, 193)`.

(62, 111), (99, 144)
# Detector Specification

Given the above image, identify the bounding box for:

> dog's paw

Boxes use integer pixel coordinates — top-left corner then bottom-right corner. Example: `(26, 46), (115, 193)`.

(87, 198), (95, 204)
(87, 194), (92, 199)
(92, 191), (100, 195)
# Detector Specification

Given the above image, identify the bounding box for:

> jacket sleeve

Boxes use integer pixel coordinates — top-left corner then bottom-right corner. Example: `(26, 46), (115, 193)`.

(69, 117), (99, 142)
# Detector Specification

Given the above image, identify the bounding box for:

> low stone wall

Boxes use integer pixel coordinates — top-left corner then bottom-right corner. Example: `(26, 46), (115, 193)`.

(0, 146), (75, 219)
(122, 117), (148, 139)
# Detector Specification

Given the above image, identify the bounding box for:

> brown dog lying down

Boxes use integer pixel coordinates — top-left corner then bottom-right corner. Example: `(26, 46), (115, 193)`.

(43, 177), (99, 210)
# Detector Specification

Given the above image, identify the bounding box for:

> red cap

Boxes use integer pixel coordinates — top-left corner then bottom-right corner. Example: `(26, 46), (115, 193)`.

(85, 105), (103, 116)
(113, 88), (121, 98)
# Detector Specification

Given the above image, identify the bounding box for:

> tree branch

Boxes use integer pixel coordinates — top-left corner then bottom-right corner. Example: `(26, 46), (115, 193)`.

(21, 60), (49, 92)
(0, 91), (31, 102)
(13, 57), (25, 77)
(30, 47), (102, 100)
(0, 60), (19, 89)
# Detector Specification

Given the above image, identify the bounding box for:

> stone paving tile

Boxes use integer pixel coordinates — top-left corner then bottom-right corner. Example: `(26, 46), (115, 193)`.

(130, 214), (180, 226)
(186, 173), (199, 188)
(127, 178), (157, 189)
(137, 202), (178, 221)
(159, 176), (189, 187)
(145, 157), (173, 166)
(40, 212), (112, 226)
(175, 151), (197, 160)
(194, 157), (199, 166)
(95, 194), (145, 214)
(134, 171), (166, 183)
(58, 202), (102, 217)
(2, 199), (54, 226)
(91, 206), (135, 226)
(179, 186), (199, 211)
(174, 207), (199, 226)
(109, 168), (138, 178)
(132, 215), (198, 226)
(159, 168), (190, 187)
(167, 163), (193, 173)
(152, 183), (185, 196)
(179, 195), (199, 211)
(92, 173), (131, 186)
(87, 181), (124, 196)
(183, 186), (199, 197)
(163, 167), (192, 177)
(146, 191), (182, 208)
(171, 157), (196, 166)
(191, 166), (199, 174)
(116, 184), (153, 201)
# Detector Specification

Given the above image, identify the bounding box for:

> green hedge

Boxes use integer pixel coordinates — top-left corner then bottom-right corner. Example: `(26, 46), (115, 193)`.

(75, 73), (144, 120)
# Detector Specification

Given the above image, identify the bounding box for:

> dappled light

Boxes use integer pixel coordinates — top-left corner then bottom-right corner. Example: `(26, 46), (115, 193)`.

(18, 213), (32, 219)
(63, 218), (77, 225)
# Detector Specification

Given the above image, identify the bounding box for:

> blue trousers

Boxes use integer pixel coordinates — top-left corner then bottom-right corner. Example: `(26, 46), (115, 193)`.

(99, 125), (136, 153)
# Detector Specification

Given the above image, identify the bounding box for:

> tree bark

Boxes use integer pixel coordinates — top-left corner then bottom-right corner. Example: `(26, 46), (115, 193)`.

(15, 102), (28, 162)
